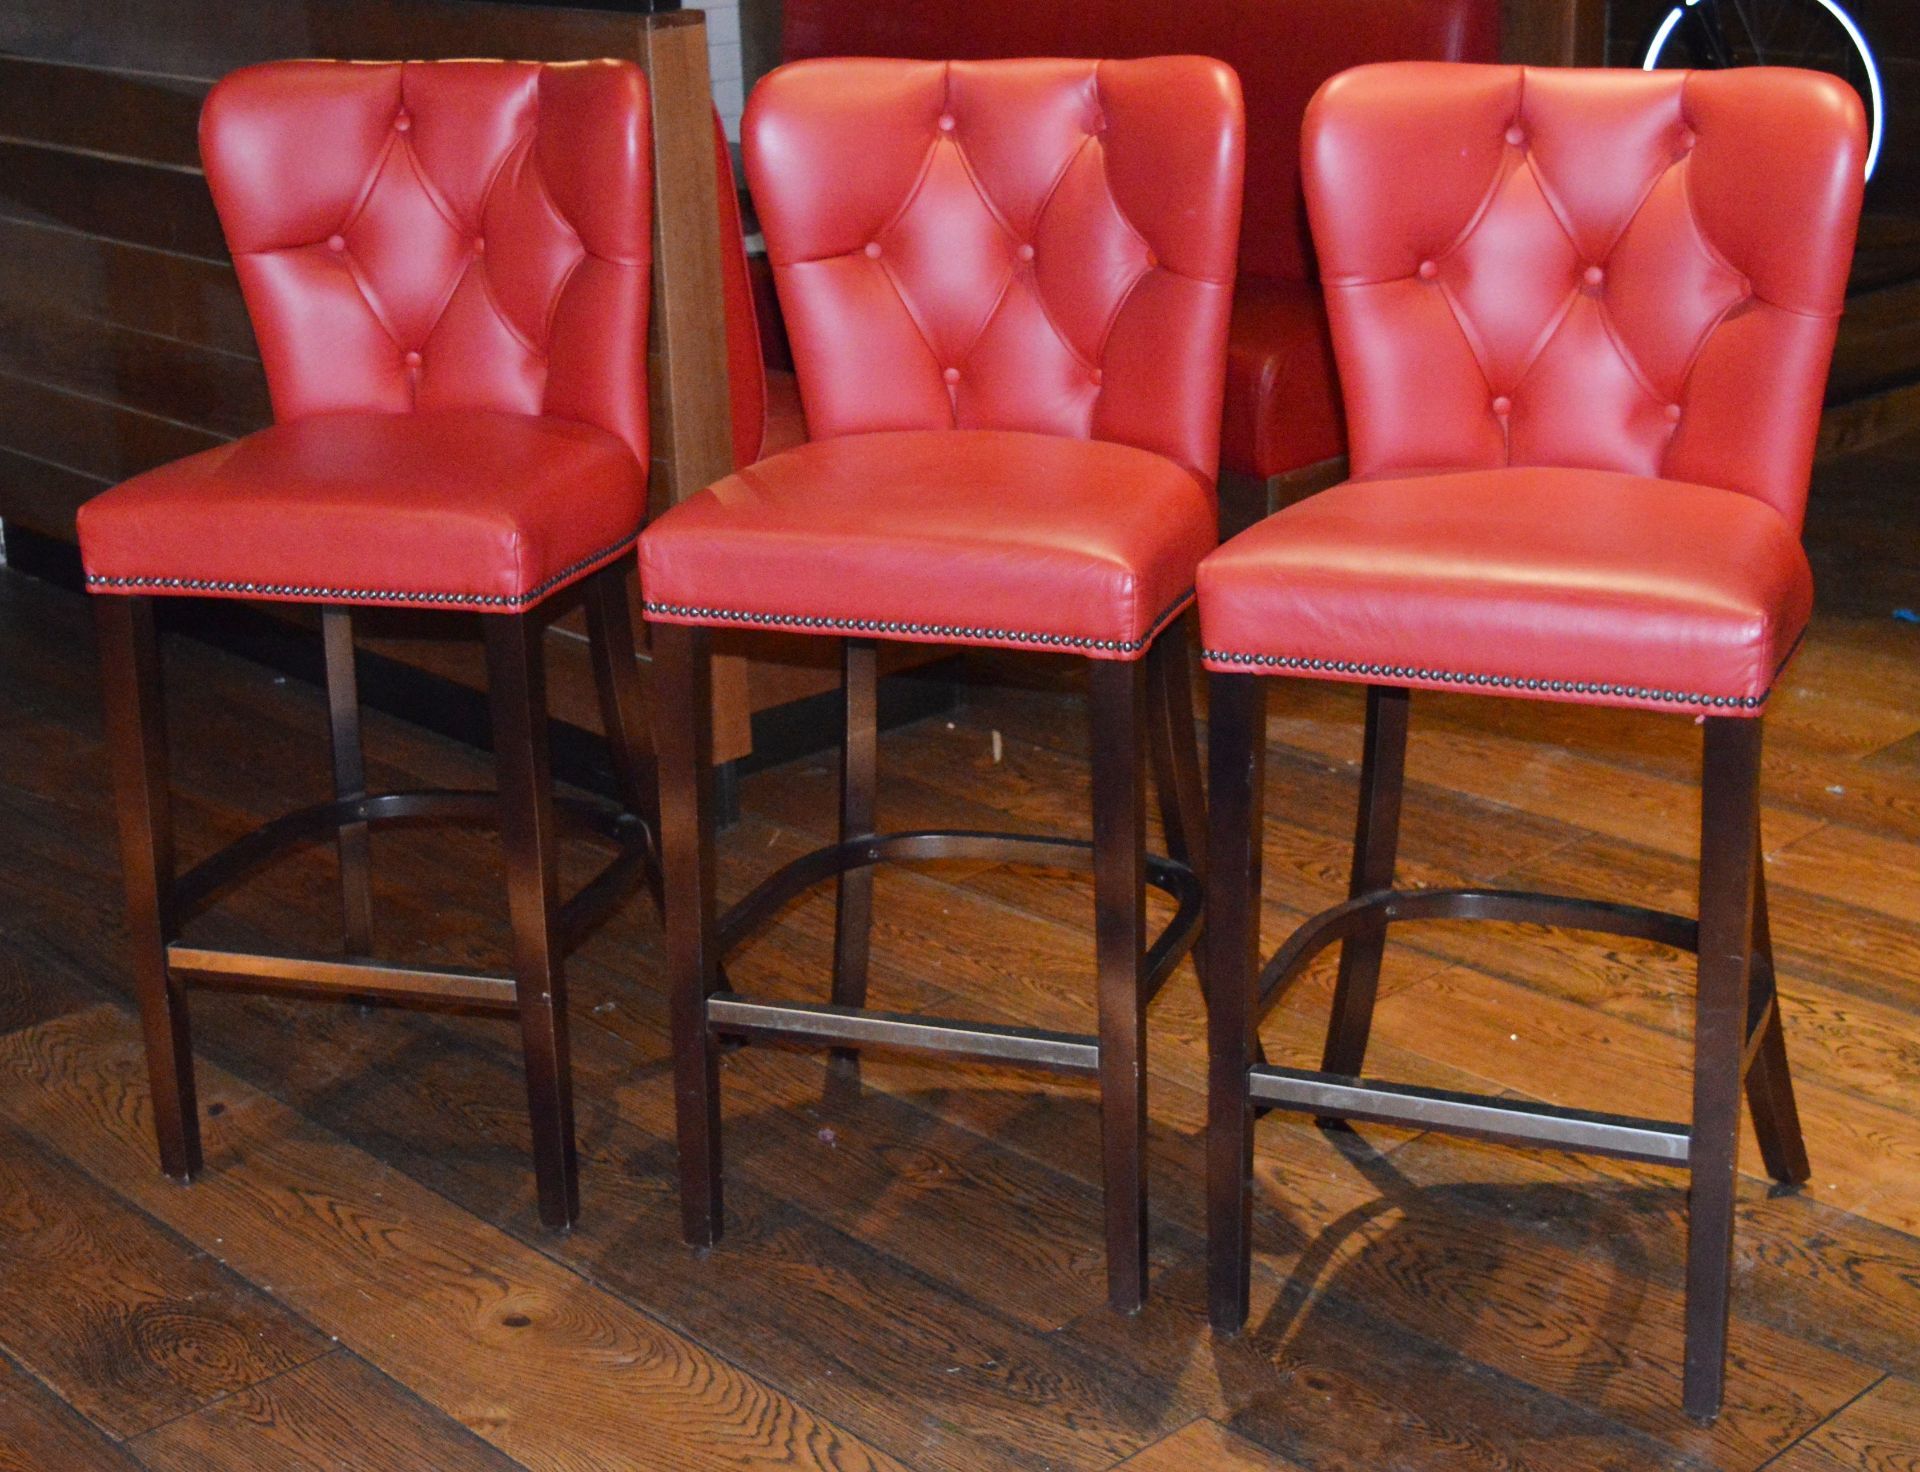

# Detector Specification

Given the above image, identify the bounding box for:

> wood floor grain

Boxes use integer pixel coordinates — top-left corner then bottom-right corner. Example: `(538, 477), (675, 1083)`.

(0, 432), (1915, 1470)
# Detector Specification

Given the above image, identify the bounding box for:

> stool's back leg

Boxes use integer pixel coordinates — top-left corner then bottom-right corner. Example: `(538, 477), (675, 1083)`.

(1091, 655), (1149, 1312)
(1320, 683), (1410, 1077)
(321, 607), (375, 955)
(1154, 624), (1276, 1080)
(584, 565), (659, 838)
(485, 613), (579, 1230)
(95, 595), (200, 1179)
(1744, 849), (1810, 1184)
(828, 638), (879, 1095)
(1146, 617), (1207, 889)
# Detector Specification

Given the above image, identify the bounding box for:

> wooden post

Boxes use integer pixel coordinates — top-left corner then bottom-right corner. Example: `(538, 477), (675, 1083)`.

(638, 11), (753, 764)
(1501, 0), (1608, 66)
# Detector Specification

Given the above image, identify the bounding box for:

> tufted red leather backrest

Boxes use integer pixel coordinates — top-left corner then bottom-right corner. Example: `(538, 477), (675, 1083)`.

(778, 0), (1498, 286)
(1303, 64), (1865, 532)
(744, 57), (1244, 487)
(200, 59), (653, 467)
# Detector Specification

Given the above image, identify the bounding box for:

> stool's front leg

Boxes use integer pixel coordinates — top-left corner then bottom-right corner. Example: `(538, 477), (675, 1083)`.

(485, 613), (578, 1231)
(96, 594), (200, 1181)
(1090, 655), (1149, 1312)
(1685, 715), (1764, 1421)
(1204, 671), (1266, 1333)
(653, 623), (724, 1245)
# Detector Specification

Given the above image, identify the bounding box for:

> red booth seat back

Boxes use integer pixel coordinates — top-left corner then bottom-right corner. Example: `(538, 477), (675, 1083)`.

(200, 60), (654, 468)
(744, 56), (1244, 487)
(778, 0), (1498, 286)
(1304, 64), (1866, 531)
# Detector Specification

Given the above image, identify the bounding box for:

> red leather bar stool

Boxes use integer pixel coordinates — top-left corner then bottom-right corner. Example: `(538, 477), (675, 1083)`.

(76, 60), (659, 1230)
(640, 56), (1244, 1309)
(1199, 63), (1865, 1417)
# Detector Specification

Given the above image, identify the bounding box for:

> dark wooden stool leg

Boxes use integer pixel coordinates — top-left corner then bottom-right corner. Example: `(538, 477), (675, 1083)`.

(1685, 715), (1764, 1421)
(583, 565), (658, 832)
(485, 614), (578, 1230)
(1744, 856), (1810, 1185)
(1320, 683), (1410, 1077)
(828, 638), (879, 1095)
(1090, 656), (1149, 1312)
(1206, 672), (1266, 1333)
(95, 595), (200, 1180)
(321, 607), (375, 955)
(653, 624), (724, 1245)
(1146, 618), (1207, 892)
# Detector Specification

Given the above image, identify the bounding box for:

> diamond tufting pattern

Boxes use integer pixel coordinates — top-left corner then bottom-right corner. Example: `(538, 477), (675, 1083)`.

(744, 56), (1244, 486)
(203, 59), (652, 466)
(1303, 64), (1866, 530)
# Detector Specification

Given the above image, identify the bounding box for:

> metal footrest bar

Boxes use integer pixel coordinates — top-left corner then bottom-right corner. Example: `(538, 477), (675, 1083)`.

(1246, 1063), (1691, 1165)
(167, 944), (519, 1012)
(715, 827), (1201, 969)
(1258, 886), (1700, 1016)
(174, 787), (650, 921)
(706, 994), (1101, 1075)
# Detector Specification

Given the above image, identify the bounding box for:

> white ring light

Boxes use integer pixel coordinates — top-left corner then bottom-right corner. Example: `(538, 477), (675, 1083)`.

(1641, 0), (1883, 180)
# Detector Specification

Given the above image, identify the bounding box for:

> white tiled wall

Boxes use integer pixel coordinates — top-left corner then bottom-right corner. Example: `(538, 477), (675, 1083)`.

(682, 0), (746, 140)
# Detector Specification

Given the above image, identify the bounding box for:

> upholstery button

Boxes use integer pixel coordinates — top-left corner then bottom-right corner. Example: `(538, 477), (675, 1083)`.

(864, 241), (882, 259)
(404, 350), (422, 368)
(1666, 403), (1683, 423)
(1017, 243), (1034, 262)
(1680, 129), (1697, 149)
(1417, 259), (1438, 280)
(1504, 126), (1526, 146)
(326, 234), (346, 253)
(394, 113), (412, 133)
(1090, 367), (1103, 386)
(473, 237), (486, 255)
(937, 114), (955, 132)
(1491, 395), (1512, 416)
(943, 367), (961, 384)
(1584, 265), (1605, 287)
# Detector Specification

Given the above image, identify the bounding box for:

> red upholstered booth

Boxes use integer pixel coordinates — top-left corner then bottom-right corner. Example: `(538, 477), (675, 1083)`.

(77, 60), (661, 1231)
(1199, 63), (1867, 1421)
(642, 56), (1244, 1312)
(762, 0), (1501, 511)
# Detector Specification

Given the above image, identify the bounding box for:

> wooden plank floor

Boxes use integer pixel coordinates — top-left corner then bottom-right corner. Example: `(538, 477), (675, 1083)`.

(0, 429), (1916, 1470)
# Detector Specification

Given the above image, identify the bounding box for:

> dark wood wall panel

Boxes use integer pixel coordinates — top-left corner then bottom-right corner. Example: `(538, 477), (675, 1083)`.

(0, 298), (270, 438)
(0, 219), (255, 358)
(0, 142), (225, 260)
(0, 376), (224, 488)
(2, 0), (673, 82)
(0, 448), (105, 539)
(0, 56), (204, 164)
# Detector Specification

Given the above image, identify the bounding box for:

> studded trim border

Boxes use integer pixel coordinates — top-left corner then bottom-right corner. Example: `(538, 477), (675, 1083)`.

(85, 527), (642, 611)
(1198, 650), (1769, 710)
(643, 587), (1193, 655)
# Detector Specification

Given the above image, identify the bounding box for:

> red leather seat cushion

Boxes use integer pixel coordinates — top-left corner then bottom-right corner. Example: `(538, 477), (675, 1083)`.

(1221, 277), (1344, 480)
(1197, 467), (1812, 714)
(640, 430), (1213, 658)
(79, 411), (645, 611)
